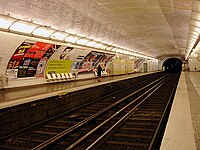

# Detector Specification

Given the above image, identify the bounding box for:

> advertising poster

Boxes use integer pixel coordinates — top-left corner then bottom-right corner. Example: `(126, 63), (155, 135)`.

(78, 52), (99, 73)
(24, 42), (53, 58)
(27, 58), (40, 77)
(35, 58), (48, 77)
(7, 41), (58, 78)
(59, 47), (74, 60)
(17, 66), (28, 77)
(7, 42), (34, 69)
(70, 48), (91, 72)
(45, 60), (73, 74)
(78, 51), (114, 74)
(17, 57), (40, 77)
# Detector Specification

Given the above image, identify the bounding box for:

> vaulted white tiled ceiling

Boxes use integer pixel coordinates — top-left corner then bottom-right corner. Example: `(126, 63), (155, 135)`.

(0, 0), (195, 60)
(94, 0), (193, 59)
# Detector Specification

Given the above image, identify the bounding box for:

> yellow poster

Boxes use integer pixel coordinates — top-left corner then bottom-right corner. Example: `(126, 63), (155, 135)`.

(46, 60), (73, 74)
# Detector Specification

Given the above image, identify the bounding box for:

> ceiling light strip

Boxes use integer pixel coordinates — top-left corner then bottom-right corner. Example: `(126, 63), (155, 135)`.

(0, 14), (155, 60)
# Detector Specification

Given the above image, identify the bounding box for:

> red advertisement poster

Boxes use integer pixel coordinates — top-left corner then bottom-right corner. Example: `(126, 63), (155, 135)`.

(7, 42), (34, 69)
(24, 42), (53, 58)
(7, 41), (61, 78)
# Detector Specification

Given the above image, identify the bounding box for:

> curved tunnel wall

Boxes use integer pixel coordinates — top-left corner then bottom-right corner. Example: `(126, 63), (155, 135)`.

(0, 31), (161, 81)
(188, 56), (200, 71)
(0, 30), (164, 90)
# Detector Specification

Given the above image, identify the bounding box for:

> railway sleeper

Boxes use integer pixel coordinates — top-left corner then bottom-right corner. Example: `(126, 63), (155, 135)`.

(120, 127), (155, 132)
(31, 130), (58, 135)
(106, 141), (149, 147)
(112, 133), (152, 139)
(107, 135), (151, 144)
(129, 117), (160, 122)
(123, 123), (157, 129)
(0, 144), (29, 150)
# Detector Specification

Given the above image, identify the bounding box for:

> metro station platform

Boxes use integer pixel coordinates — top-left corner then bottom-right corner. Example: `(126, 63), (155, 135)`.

(0, 71), (199, 149)
(161, 72), (200, 150)
(0, 72), (146, 109)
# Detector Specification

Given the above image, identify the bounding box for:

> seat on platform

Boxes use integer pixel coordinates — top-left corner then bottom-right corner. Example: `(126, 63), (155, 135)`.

(52, 73), (58, 80)
(60, 73), (67, 79)
(56, 73), (62, 80)
(46, 74), (54, 81)
(69, 73), (75, 79)
(64, 73), (70, 79)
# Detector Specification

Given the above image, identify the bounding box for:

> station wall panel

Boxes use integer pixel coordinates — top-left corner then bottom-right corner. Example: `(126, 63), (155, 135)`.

(0, 31), (26, 76)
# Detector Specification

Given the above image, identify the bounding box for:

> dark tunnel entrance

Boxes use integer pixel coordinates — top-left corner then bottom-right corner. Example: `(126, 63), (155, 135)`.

(163, 58), (183, 73)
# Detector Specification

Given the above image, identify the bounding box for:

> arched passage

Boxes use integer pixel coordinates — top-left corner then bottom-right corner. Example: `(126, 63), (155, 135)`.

(162, 58), (183, 73)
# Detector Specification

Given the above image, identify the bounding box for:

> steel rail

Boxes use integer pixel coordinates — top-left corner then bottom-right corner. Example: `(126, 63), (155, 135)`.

(0, 74), (163, 142)
(82, 74), (171, 150)
(32, 75), (170, 150)
(148, 75), (179, 150)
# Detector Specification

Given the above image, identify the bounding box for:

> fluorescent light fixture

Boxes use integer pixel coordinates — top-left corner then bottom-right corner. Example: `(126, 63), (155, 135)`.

(111, 47), (118, 52)
(106, 46), (113, 50)
(188, 37), (197, 42)
(0, 15), (158, 60)
(132, 53), (143, 57)
(32, 27), (56, 38)
(190, 26), (200, 33)
(66, 43), (72, 46)
(189, 31), (199, 37)
(93, 43), (103, 48)
(86, 41), (97, 47)
(188, 34), (198, 39)
(191, 11), (200, 21)
(191, 20), (200, 28)
(197, 41), (200, 46)
(100, 45), (108, 50)
(50, 31), (69, 40)
(124, 51), (129, 55)
(187, 39), (196, 43)
(120, 50), (125, 53)
(190, 30), (199, 35)
(65, 35), (80, 43)
(116, 49), (121, 53)
(124, 50), (129, 54)
(9, 20), (39, 34)
(0, 15), (17, 29)
(76, 38), (89, 45)
(76, 33), (86, 37)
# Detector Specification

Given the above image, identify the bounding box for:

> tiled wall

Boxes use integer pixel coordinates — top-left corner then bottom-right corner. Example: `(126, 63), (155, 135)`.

(0, 32), (26, 76)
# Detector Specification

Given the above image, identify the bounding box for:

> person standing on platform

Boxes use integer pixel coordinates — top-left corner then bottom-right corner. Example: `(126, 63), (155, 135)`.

(97, 64), (102, 82)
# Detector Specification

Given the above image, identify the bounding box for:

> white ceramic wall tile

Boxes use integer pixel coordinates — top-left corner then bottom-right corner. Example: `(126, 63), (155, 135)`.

(0, 31), (26, 76)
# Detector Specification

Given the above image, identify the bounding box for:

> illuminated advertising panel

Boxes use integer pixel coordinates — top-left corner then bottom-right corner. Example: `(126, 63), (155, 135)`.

(24, 42), (53, 58)
(45, 60), (73, 74)
(78, 51), (114, 74)
(7, 41), (58, 78)
(7, 42), (34, 69)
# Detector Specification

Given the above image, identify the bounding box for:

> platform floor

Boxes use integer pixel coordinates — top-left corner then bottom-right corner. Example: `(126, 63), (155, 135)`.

(160, 72), (200, 150)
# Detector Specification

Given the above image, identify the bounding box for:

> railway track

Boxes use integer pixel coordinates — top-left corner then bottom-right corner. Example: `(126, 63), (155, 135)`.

(0, 73), (179, 150)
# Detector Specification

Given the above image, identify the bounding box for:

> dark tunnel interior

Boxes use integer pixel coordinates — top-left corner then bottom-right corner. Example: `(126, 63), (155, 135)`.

(163, 58), (183, 73)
